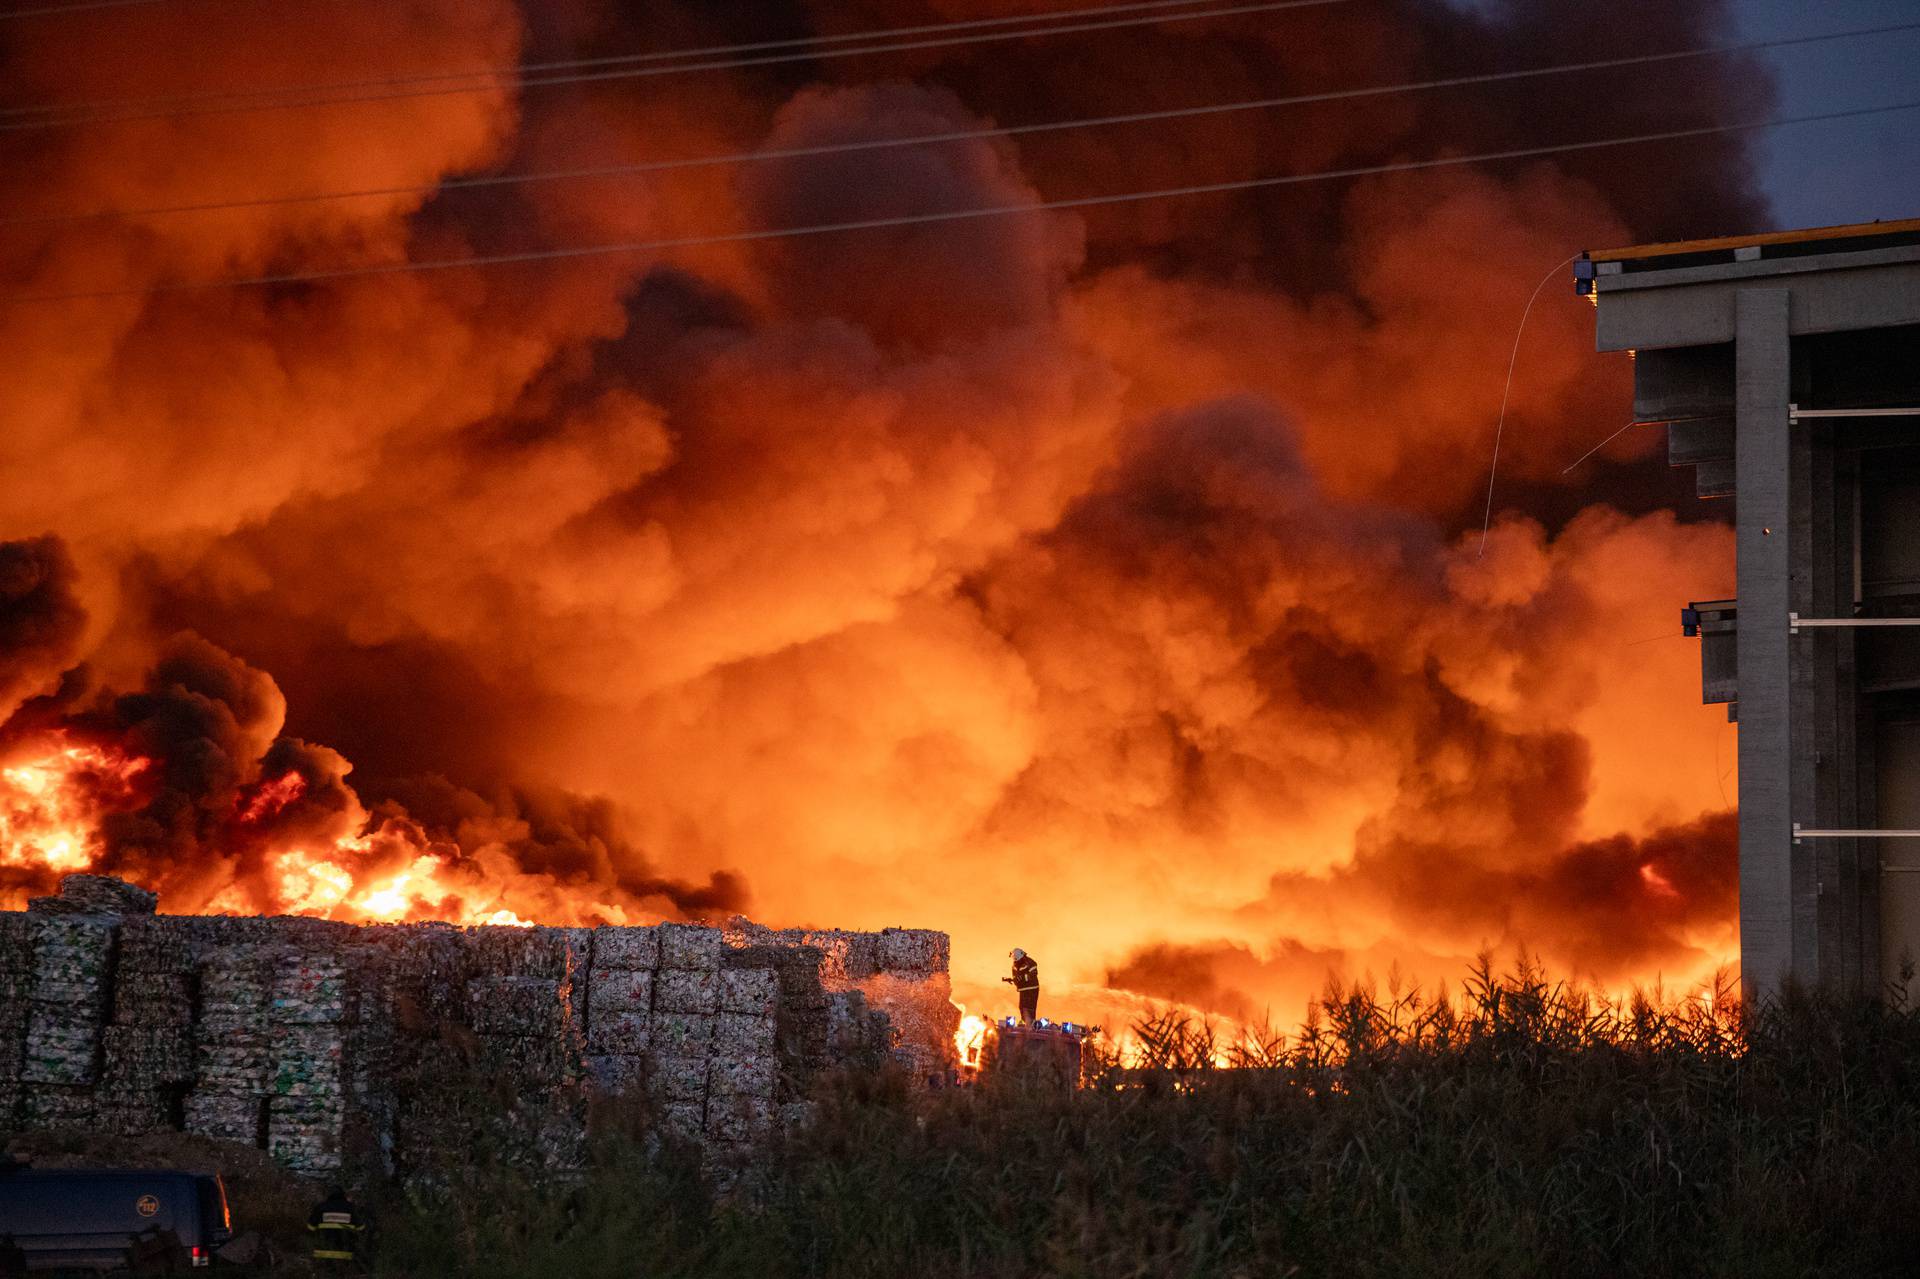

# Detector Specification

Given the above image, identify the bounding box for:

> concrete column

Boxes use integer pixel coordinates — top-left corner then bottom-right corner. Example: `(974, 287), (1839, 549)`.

(1736, 289), (1796, 1000)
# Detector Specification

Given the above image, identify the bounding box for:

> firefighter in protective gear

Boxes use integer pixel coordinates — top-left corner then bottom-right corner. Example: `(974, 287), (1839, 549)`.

(1004, 948), (1040, 1024)
(307, 1186), (368, 1268)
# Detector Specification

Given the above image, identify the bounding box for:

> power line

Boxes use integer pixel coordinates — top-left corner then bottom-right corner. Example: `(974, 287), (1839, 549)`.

(0, 0), (1280, 119)
(0, 0), (166, 19)
(0, 0), (1349, 132)
(8, 96), (1914, 307)
(8, 19), (1911, 229)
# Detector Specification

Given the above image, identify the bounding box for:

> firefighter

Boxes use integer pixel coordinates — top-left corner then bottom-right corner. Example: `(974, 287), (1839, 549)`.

(1004, 948), (1040, 1024)
(307, 1185), (369, 1269)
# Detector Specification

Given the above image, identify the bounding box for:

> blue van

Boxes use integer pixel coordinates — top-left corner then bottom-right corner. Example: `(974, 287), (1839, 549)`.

(0, 1167), (232, 1270)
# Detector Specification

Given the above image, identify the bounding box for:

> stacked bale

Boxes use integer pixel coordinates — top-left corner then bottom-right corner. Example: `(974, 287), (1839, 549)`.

(266, 949), (356, 1174)
(466, 973), (573, 1093)
(648, 924), (722, 1137)
(18, 915), (116, 1127)
(725, 942), (830, 1096)
(0, 914), (32, 1127)
(185, 946), (273, 1144)
(584, 925), (656, 1092)
(706, 968), (778, 1148)
(29, 873), (158, 916)
(866, 928), (960, 1084)
(97, 917), (200, 1134)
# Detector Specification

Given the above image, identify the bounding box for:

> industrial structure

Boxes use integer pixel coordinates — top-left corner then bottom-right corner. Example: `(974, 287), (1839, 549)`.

(1579, 218), (1920, 999)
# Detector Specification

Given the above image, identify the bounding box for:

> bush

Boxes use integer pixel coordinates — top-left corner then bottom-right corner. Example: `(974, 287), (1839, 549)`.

(355, 961), (1920, 1277)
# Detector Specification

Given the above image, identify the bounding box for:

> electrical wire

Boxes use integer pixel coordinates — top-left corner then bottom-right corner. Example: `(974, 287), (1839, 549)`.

(0, 0), (1292, 118)
(1, 0), (167, 19)
(0, 0), (1349, 132)
(1478, 253), (1578, 558)
(7, 96), (1915, 307)
(10, 18), (1913, 229)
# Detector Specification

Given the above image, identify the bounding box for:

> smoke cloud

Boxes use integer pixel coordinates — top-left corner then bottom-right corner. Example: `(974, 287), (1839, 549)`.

(0, 0), (1761, 1017)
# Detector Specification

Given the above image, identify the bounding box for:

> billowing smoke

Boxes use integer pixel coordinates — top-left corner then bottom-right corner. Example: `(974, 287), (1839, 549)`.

(0, 0), (1760, 1015)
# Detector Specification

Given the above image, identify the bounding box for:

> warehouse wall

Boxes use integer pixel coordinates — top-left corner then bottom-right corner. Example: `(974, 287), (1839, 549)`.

(0, 875), (955, 1179)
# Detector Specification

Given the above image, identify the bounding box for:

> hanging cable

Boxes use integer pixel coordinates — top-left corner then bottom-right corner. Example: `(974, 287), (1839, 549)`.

(0, 0), (1350, 132)
(9, 18), (1911, 229)
(7, 96), (1915, 307)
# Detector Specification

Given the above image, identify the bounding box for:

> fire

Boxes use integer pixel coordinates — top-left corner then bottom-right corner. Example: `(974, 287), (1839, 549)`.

(4, 741), (558, 927)
(953, 1008), (989, 1071)
(0, 739), (150, 874)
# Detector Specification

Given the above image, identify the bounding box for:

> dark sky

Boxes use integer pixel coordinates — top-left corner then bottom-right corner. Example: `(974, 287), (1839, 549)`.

(1734, 0), (1920, 229)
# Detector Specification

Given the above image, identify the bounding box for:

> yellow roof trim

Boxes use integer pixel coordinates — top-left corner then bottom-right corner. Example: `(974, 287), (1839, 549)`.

(1587, 216), (1920, 265)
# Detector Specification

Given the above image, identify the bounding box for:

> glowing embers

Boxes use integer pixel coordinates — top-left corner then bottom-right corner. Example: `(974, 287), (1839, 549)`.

(0, 737), (151, 873)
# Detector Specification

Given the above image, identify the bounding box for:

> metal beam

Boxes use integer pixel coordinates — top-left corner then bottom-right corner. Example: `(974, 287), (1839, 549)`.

(1736, 289), (1797, 998)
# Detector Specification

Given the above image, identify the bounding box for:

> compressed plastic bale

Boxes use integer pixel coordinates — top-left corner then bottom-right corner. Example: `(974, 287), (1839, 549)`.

(466, 976), (565, 1037)
(116, 918), (197, 972)
(477, 1034), (574, 1093)
(705, 1093), (774, 1143)
(112, 972), (194, 1026)
(876, 928), (949, 974)
(707, 1054), (776, 1099)
(713, 1012), (776, 1058)
(657, 924), (722, 971)
(29, 918), (115, 1004)
(585, 1010), (650, 1056)
(592, 925), (659, 970)
(95, 1087), (173, 1135)
(270, 953), (348, 1024)
(651, 1011), (713, 1056)
(103, 1025), (195, 1085)
(21, 1017), (99, 1084)
(717, 969), (778, 1017)
(21, 1082), (95, 1127)
(584, 1053), (645, 1092)
(271, 1026), (346, 1097)
(647, 1053), (709, 1102)
(269, 1096), (345, 1173)
(468, 925), (581, 980)
(799, 930), (881, 985)
(587, 968), (652, 1014)
(653, 969), (719, 1014)
(656, 1100), (705, 1140)
(184, 1091), (262, 1142)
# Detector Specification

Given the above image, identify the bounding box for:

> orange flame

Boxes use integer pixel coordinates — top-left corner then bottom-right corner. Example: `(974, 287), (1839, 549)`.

(1, 739), (150, 875)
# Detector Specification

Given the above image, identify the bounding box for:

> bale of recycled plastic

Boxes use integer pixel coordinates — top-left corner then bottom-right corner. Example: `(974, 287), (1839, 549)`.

(184, 1090), (262, 1143)
(466, 976), (565, 1037)
(56, 874), (159, 915)
(585, 1010), (649, 1056)
(270, 953), (348, 1024)
(584, 1053), (644, 1092)
(712, 1012), (776, 1059)
(21, 1016), (100, 1085)
(717, 969), (778, 1017)
(875, 927), (949, 975)
(646, 1054), (709, 1103)
(112, 971), (195, 1026)
(705, 1092), (773, 1143)
(591, 925), (659, 971)
(20, 1081), (95, 1128)
(657, 924), (722, 971)
(103, 1024), (195, 1085)
(587, 968), (652, 1014)
(653, 970), (719, 1014)
(707, 1053), (776, 1100)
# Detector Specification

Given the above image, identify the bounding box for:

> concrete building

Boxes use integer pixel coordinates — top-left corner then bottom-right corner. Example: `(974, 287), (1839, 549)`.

(1579, 218), (1920, 1000)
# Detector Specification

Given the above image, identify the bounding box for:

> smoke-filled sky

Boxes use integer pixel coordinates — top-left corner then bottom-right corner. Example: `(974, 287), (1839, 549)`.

(0, 0), (1912, 1026)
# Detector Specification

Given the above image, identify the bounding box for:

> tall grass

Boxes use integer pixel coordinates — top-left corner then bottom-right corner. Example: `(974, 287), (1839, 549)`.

(367, 962), (1920, 1278)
